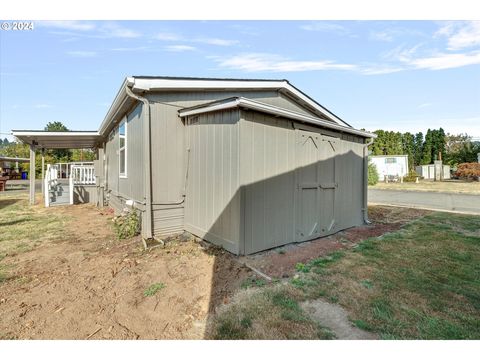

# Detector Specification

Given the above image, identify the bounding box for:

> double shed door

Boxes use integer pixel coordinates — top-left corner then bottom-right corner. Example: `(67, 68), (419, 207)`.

(295, 129), (338, 242)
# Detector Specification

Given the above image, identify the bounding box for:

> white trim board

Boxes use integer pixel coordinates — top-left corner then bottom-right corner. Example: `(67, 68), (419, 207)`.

(179, 97), (376, 139)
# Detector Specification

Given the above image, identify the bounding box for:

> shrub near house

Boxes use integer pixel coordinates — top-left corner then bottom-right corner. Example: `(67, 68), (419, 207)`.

(454, 163), (480, 181)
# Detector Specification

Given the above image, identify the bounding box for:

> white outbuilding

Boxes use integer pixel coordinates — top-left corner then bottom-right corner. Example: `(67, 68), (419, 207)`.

(370, 155), (409, 181)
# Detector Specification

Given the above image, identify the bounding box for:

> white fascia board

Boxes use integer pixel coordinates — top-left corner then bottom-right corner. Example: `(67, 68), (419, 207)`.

(98, 77), (353, 138)
(179, 98), (376, 139)
(132, 78), (349, 127)
(12, 131), (100, 137)
(131, 78), (286, 92)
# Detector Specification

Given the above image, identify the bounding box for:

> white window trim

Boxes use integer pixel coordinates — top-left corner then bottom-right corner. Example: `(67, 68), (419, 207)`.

(119, 118), (127, 178)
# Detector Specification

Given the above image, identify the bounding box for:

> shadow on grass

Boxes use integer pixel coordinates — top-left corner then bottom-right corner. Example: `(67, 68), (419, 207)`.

(0, 198), (22, 210)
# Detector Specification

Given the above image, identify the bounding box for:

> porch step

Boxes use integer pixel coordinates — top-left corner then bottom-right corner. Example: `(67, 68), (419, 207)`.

(48, 184), (70, 205)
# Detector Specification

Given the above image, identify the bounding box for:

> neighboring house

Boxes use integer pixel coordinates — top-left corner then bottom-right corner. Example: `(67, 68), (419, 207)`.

(0, 156), (29, 177)
(416, 164), (451, 180)
(370, 155), (408, 181)
(13, 76), (376, 255)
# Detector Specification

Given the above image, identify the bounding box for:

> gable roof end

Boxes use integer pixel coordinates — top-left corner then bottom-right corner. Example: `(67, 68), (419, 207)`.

(179, 97), (376, 139)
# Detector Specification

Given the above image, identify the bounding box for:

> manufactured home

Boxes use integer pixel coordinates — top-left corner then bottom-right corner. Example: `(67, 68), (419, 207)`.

(13, 76), (376, 255)
(370, 155), (409, 181)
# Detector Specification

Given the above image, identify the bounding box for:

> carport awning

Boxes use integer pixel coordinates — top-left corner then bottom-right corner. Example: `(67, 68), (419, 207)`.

(11, 130), (102, 149)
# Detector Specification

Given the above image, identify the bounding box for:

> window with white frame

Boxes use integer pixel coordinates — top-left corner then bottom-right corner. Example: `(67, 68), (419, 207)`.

(119, 119), (127, 177)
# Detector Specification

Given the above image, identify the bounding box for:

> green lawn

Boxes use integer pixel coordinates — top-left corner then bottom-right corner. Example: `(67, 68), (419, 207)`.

(209, 211), (480, 339)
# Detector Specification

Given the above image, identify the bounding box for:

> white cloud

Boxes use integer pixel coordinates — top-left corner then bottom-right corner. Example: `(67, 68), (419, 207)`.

(436, 21), (480, 50)
(39, 21), (140, 39)
(300, 22), (349, 35)
(408, 51), (480, 70)
(38, 21), (95, 31)
(164, 45), (196, 52)
(67, 51), (97, 58)
(381, 42), (480, 71)
(100, 23), (141, 39)
(370, 31), (394, 42)
(360, 66), (404, 75)
(213, 53), (356, 72)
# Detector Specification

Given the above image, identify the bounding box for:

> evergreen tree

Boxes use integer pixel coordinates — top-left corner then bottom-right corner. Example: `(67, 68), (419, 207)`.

(402, 132), (415, 170)
(422, 129), (433, 164)
(413, 132), (423, 167)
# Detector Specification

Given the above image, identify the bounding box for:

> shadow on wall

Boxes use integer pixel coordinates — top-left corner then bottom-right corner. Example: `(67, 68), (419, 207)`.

(74, 186), (90, 204)
(192, 149), (365, 338)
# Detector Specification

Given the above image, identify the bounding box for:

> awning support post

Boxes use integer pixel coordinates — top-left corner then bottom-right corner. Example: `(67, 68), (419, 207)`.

(41, 148), (45, 197)
(29, 143), (36, 205)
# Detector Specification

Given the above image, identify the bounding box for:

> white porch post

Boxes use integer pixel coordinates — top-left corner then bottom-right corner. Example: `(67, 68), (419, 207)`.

(29, 143), (36, 205)
(41, 148), (45, 197)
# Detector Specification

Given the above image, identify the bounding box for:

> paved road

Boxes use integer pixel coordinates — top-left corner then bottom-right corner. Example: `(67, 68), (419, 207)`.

(369, 189), (480, 215)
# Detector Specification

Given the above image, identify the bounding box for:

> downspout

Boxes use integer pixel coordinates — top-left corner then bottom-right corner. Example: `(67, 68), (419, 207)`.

(362, 137), (374, 224)
(125, 86), (153, 240)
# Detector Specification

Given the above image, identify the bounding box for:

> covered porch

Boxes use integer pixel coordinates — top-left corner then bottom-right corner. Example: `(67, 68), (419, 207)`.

(11, 130), (103, 206)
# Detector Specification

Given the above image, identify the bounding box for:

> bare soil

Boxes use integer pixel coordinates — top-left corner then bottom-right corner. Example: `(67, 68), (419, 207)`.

(301, 299), (378, 340)
(0, 203), (251, 339)
(0, 198), (425, 340)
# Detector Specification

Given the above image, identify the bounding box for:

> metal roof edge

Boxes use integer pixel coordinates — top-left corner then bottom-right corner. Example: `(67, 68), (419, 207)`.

(98, 76), (357, 138)
(179, 97), (376, 139)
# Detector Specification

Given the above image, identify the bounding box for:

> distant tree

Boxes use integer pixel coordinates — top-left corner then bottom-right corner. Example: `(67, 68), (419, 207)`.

(44, 121), (68, 132)
(402, 132), (415, 170)
(431, 128), (446, 161)
(413, 132), (423, 167)
(368, 160), (379, 185)
(371, 130), (386, 155)
(445, 133), (480, 165)
(71, 149), (96, 162)
(422, 129), (433, 164)
(44, 121), (72, 161)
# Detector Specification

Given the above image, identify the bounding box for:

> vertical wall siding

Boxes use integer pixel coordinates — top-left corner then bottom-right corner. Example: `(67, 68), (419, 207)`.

(183, 110), (241, 254)
(333, 138), (364, 229)
(239, 111), (297, 254)
(147, 90), (327, 238)
(239, 111), (365, 255)
(119, 104), (145, 202)
(104, 103), (145, 210)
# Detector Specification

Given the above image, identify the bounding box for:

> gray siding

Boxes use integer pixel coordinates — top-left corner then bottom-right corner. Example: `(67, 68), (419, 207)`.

(239, 111), (297, 254)
(183, 109), (365, 255)
(147, 89), (320, 237)
(183, 110), (241, 254)
(104, 103), (145, 205)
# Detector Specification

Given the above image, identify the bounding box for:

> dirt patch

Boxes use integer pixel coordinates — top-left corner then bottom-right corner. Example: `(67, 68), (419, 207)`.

(242, 206), (430, 279)
(301, 299), (378, 340)
(0, 202), (251, 339)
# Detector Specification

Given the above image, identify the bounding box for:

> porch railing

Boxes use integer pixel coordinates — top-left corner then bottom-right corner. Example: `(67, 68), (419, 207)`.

(44, 163), (96, 206)
(44, 164), (59, 207)
(70, 165), (95, 185)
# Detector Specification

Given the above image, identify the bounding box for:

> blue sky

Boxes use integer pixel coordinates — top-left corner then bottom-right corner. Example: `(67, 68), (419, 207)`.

(1, 20), (479, 139)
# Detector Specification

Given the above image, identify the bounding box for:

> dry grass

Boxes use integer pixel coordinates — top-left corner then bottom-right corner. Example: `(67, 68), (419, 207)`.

(207, 284), (334, 340)
(0, 194), (70, 258)
(291, 212), (480, 339)
(370, 180), (480, 194)
(209, 208), (480, 340)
